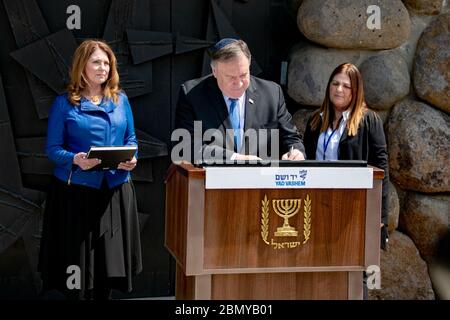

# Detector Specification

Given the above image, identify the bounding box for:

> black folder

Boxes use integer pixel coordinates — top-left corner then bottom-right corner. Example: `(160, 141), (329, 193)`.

(86, 146), (137, 170)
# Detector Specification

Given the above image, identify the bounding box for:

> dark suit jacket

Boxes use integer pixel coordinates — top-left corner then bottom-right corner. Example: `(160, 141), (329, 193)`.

(175, 75), (304, 161)
(303, 110), (390, 249)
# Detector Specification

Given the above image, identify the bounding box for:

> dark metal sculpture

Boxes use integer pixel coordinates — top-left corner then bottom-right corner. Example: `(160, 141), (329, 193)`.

(0, 74), (46, 297)
(202, 0), (262, 76)
(10, 29), (77, 97)
(0, 0), (297, 299)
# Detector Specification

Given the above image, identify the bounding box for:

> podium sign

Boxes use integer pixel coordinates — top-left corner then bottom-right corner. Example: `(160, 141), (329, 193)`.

(205, 167), (373, 189)
(165, 163), (383, 300)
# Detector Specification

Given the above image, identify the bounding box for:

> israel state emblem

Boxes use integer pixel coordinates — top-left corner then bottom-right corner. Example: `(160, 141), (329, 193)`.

(261, 194), (312, 250)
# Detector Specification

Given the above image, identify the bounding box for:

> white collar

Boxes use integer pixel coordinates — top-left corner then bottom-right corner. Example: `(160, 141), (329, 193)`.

(223, 93), (245, 104)
(342, 109), (351, 121)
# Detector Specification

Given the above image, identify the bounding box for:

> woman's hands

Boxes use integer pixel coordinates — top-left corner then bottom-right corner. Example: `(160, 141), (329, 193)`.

(118, 156), (137, 171)
(73, 152), (101, 170)
(73, 153), (137, 171)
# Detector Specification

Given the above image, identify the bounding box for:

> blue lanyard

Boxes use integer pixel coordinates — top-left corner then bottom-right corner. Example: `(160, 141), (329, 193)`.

(322, 117), (343, 160)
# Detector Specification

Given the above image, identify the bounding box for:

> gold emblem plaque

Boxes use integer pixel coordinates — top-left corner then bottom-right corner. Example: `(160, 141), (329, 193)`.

(261, 194), (312, 250)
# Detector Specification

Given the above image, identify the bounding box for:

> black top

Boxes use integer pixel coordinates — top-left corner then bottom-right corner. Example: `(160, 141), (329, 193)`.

(304, 109), (390, 249)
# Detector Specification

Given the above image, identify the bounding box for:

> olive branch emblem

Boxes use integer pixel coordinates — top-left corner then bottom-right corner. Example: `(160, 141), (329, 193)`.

(261, 195), (270, 244)
(303, 194), (311, 244)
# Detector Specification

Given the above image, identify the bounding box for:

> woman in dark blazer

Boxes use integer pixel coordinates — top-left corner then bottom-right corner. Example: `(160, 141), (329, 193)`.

(303, 63), (389, 249)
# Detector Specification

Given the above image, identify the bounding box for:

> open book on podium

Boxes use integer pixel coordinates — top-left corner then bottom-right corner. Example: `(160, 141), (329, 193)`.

(165, 160), (384, 300)
(86, 145), (137, 170)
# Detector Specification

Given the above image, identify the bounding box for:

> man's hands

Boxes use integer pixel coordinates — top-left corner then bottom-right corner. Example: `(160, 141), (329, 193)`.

(233, 149), (305, 161)
(234, 154), (262, 161)
(281, 148), (305, 160)
(73, 152), (101, 170)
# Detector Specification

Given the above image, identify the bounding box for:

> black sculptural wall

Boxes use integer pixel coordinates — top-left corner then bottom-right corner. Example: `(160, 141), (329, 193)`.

(0, 0), (301, 298)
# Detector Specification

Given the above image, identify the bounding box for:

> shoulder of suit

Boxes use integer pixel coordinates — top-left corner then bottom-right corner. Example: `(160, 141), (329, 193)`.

(309, 109), (321, 122)
(182, 74), (214, 94)
(364, 108), (381, 122)
(362, 109), (384, 130)
(55, 93), (69, 103)
(54, 93), (72, 111)
(250, 75), (280, 89)
(117, 90), (128, 101)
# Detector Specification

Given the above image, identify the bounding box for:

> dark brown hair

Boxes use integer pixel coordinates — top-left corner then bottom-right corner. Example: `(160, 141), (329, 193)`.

(310, 63), (367, 136)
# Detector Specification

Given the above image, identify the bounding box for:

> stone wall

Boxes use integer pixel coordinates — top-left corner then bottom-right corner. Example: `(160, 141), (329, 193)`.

(288, 0), (449, 299)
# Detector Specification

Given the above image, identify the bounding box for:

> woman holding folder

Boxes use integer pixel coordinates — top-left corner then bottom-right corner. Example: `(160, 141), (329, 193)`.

(39, 40), (142, 299)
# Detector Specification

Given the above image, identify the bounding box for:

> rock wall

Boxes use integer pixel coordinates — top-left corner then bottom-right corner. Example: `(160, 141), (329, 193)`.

(288, 0), (449, 299)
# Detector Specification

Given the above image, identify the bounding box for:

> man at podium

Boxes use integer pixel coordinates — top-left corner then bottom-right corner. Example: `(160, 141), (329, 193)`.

(175, 38), (305, 163)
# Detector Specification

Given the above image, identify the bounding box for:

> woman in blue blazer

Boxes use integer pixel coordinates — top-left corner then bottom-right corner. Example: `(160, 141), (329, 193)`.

(38, 40), (142, 299)
(303, 63), (389, 250)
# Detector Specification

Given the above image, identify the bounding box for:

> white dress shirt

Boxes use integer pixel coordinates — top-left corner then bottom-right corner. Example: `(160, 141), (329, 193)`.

(316, 110), (350, 160)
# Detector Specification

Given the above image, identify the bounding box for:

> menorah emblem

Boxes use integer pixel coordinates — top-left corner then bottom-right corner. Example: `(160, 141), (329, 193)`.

(272, 199), (301, 237)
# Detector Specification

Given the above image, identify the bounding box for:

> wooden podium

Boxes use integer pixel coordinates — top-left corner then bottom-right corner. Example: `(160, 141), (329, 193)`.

(165, 163), (383, 300)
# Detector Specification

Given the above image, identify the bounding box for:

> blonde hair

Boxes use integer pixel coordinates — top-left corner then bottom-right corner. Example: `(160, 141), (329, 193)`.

(310, 63), (367, 136)
(67, 39), (120, 105)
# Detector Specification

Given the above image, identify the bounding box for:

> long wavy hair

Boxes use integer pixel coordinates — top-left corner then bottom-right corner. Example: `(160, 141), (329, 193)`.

(310, 63), (367, 136)
(67, 40), (120, 105)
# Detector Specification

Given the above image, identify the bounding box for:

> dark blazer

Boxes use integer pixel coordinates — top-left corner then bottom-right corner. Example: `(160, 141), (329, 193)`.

(304, 110), (390, 249)
(175, 75), (304, 161)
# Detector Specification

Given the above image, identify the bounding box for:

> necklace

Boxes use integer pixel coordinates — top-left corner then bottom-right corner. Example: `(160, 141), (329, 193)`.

(90, 95), (102, 105)
(84, 94), (103, 105)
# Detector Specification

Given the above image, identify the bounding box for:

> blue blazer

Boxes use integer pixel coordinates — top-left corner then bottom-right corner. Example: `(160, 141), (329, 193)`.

(46, 92), (138, 189)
